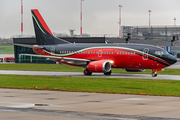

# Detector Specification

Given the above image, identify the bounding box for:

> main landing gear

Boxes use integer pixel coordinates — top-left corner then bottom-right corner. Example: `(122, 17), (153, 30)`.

(152, 72), (157, 77)
(104, 70), (112, 75)
(83, 69), (92, 75)
(83, 69), (112, 76)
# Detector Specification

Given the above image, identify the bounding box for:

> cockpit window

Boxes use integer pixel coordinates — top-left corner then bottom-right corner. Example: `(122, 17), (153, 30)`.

(155, 51), (168, 55)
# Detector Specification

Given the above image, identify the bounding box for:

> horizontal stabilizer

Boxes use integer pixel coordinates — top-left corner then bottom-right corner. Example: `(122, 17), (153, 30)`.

(13, 43), (43, 49)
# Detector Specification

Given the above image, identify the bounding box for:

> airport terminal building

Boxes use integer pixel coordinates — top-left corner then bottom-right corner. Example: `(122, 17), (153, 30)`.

(122, 26), (180, 41)
(13, 37), (106, 63)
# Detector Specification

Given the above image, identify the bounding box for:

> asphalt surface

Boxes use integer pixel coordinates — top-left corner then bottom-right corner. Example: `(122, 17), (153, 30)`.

(0, 60), (180, 80)
(1, 89), (180, 120)
(0, 59), (180, 119)
(0, 70), (180, 81)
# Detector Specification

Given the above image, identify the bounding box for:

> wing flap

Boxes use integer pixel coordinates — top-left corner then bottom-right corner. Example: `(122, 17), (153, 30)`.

(22, 54), (90, 65)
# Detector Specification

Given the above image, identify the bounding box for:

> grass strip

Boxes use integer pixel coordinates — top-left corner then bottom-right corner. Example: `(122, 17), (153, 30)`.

(0, 45), (14, 54)
(0, 74), (180, 97)
(0, 64), (179, 75)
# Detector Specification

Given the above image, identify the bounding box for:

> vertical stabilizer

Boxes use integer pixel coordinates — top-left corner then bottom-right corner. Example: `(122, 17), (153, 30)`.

(31, 9), (69, 45)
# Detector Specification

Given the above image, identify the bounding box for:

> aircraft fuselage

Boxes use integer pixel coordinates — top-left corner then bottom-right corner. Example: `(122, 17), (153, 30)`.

(33, 43), (177, 70)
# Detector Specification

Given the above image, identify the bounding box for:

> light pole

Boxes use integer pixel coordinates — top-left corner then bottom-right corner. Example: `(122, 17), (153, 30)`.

(119, 5), (122, 38)
(21, 0), (23, 37)
(80, 0), (84, 36)
(148, 10), (152, 27)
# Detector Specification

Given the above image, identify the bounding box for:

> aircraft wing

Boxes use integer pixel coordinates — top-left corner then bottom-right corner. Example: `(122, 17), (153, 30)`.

(23, 54), (90, 65)
(13, 43), (43, 49)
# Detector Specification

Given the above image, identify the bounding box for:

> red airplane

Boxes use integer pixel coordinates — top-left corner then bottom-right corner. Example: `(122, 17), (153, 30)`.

(15, 9), (177, 77)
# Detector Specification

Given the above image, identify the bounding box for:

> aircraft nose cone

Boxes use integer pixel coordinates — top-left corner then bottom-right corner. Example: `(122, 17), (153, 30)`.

(168, 55), (177, 65)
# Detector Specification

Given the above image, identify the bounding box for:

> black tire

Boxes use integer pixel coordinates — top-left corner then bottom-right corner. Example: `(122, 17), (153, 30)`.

(104, 70), (112, 75)
(83, 69), (92, 75)
(152, 72), (157, 77)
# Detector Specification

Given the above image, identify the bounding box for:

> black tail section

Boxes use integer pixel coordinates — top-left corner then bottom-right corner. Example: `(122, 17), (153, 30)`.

(31, 9), (69, 45)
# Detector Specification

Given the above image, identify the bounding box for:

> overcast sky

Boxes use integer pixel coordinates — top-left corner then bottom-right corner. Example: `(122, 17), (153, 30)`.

(0, 0), (180, 38)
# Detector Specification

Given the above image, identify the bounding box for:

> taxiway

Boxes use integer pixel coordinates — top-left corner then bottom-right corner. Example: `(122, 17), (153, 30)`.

(0, 64), (180, 119)
(1, 88), (180, 120)
(0, 70), (179, 80)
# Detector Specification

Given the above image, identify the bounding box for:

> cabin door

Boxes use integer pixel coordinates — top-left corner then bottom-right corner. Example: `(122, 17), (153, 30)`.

(51, 46), (55, 54)
(98, 50), (102, 57)
(142, 48), (149, 60)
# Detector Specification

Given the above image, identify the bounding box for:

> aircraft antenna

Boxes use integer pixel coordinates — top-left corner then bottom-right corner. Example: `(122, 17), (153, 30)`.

(21, 0), (23, 37)
(119, 5), (122, 38)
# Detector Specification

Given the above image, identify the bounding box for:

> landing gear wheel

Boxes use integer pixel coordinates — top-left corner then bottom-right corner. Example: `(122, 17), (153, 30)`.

(84, 69), (92, 75)
(152, 72), (157, 77)
(104, 70), (112, 75)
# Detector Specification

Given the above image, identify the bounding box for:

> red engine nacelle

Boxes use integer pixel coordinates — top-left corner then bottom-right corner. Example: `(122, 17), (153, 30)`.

(125, 69), (145, 72)
(88, 60), (111, 73)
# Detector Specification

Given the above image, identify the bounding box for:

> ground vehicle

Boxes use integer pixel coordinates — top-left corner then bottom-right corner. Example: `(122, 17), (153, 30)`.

(4, 57), (14, 62)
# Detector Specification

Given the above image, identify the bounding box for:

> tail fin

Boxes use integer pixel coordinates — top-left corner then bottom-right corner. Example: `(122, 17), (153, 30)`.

(31, 9), (69, 45)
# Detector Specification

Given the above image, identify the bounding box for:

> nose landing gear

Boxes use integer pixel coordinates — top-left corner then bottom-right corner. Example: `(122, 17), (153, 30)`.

(152, 68), (163, 77)
(152, 72), (157, 77)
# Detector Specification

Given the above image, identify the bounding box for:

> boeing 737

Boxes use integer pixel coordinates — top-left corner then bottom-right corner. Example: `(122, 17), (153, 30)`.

(15, 9), (177, 77)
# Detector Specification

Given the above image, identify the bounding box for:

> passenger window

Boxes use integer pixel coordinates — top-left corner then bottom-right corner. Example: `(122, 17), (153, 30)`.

(117, 52), (119, 54)
(112, 52), (113, 54)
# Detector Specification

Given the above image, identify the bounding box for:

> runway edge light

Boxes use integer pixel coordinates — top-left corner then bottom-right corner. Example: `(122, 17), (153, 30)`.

(34, 86), (38, 89)
(139, 92), (146, 95)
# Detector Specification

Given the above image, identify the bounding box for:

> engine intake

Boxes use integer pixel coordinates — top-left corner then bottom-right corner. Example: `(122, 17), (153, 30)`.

(88, 60), (111, 73)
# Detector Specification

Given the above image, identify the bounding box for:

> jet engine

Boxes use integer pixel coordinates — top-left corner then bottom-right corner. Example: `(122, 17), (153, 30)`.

(88, 60), (111, 73)
(125, 69), (145, 72)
